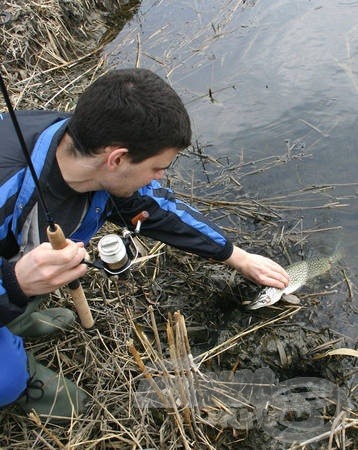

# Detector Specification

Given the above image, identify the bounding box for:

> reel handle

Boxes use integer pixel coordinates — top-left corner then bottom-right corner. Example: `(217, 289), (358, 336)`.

(47, 224), (94, 329)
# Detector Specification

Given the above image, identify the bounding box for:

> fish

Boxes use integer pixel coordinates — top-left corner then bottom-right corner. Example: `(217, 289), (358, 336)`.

(246, 254), (341, 310)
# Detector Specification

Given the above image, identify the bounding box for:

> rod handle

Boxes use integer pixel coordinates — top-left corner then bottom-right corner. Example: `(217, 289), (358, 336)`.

(131, 210), (149, 227)
(47, 224), (94, 329)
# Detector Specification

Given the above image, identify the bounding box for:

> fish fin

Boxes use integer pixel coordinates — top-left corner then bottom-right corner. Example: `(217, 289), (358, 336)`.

(282, 294), (300, 305)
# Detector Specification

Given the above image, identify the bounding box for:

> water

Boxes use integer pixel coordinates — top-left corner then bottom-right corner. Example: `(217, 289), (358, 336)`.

(106, 0), (358, 338)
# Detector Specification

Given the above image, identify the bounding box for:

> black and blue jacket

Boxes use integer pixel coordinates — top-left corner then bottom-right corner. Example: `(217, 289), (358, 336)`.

(0, 110), (233, 326)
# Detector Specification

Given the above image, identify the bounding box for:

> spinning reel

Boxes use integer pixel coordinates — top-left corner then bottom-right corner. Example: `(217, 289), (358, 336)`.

(86, 211), (149, 276)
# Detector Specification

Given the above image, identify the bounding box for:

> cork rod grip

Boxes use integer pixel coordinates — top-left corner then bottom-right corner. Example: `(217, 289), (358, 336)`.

(47, 224), (94, 329)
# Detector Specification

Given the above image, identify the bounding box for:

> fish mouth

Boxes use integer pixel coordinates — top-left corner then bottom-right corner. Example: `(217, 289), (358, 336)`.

(246, 296), (269, 310)
(246, 303), (263, 310)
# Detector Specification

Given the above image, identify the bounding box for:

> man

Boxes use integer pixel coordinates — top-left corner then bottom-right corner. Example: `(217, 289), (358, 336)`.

(0, 68), (289, 422)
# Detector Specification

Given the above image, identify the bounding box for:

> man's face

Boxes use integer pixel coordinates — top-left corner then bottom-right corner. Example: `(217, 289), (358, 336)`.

(101, 147), (178, 197)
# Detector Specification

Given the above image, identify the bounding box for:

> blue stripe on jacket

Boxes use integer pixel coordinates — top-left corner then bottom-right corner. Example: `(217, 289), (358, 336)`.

(138, 180), (227, 247)
(0, 169), (25, 209)
(0, 215), (12, 241)
(0, 259), (5, 296)
(11, 119), (68, 242)
(70, 190), (111, 245)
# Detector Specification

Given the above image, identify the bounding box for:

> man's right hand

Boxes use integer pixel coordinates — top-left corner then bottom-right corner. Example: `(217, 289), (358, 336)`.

(14, 240), (88, 297)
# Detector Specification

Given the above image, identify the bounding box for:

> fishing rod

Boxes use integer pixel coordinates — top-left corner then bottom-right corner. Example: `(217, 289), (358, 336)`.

(0, 70), (94, 329)
(0, 6), (151, 291)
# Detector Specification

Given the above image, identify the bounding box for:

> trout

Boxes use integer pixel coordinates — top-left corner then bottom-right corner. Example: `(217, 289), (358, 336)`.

(247, 254), (340, 310)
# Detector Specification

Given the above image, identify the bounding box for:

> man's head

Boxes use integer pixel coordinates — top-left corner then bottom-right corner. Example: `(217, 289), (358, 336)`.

(67, 68), (192, 163)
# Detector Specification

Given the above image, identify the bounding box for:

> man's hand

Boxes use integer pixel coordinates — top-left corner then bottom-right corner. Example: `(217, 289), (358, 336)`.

(15, 240), (88, 297)
(224, 245), (289, 289)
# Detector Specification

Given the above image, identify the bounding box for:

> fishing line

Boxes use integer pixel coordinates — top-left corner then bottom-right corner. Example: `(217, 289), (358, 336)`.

(0, 11), (56, 232)
(0, 68), (94, 328)
(0, 69), (147, 272)
(0, 70), (56, 231)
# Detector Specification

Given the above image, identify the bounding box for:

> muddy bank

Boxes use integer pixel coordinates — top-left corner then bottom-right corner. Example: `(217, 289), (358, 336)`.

(0, 0), (140, 109)
(128, 247), (358, 449)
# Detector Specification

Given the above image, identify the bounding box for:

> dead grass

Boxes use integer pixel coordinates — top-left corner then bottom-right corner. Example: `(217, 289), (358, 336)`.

(0, 0), (137, 110)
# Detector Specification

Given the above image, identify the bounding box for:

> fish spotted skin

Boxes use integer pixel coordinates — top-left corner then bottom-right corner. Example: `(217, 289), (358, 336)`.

(247, 255), (339, 310)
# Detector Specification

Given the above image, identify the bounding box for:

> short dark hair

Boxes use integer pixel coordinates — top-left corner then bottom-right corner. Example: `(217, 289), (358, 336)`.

(67, 68), (191, 163)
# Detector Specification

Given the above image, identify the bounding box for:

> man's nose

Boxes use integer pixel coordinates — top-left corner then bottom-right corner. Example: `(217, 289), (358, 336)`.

(154, 169), (165, 180)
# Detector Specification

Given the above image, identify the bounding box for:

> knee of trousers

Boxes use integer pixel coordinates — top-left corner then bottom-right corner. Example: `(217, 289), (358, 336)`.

(0, 327), (29, 407)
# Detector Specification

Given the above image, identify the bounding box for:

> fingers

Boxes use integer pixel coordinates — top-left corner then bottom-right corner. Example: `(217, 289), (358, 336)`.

(247, 256), (289, 289)
(262, 259), (290, 288)
(256, 270), (289, 289)
(15, 241), (88, 297)
(34, 241), (86, 268)
(43, 241), (88, 280)
(46, 262), (87, 289)
(225, 247), (290, 289)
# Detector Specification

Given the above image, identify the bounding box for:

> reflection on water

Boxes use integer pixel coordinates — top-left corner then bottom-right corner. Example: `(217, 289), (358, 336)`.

(106, 0), (357, 336)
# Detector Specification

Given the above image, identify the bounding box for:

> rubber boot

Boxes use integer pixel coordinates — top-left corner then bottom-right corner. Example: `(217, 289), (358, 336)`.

(7, 296), (76, 338)
(15, 352), (88, 423)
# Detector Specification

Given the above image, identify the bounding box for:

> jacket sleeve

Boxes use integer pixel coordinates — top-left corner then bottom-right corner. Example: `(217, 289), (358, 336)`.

(0, 259), (29, 326)
(0, 110), (71, 326)
(0, 202), (30, 325)
(108, 180), (233, 261)
(0, 164), (30, 326)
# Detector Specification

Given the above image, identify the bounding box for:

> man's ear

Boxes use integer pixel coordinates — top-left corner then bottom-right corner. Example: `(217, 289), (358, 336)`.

(105, 147), (129, 169)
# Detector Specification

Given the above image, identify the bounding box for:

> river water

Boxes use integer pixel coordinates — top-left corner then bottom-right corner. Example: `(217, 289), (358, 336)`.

(106, 0), (358, 339)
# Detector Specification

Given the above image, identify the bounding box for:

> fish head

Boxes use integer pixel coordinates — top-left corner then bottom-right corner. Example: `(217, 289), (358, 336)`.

(247, 287), (283, 310)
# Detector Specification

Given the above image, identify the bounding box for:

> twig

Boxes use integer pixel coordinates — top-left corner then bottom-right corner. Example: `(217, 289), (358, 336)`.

(195, 307), (301, 366)
(290, 419), (357, 449)
(299, 118), (330, 137)
(28, 411), (65, 448)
